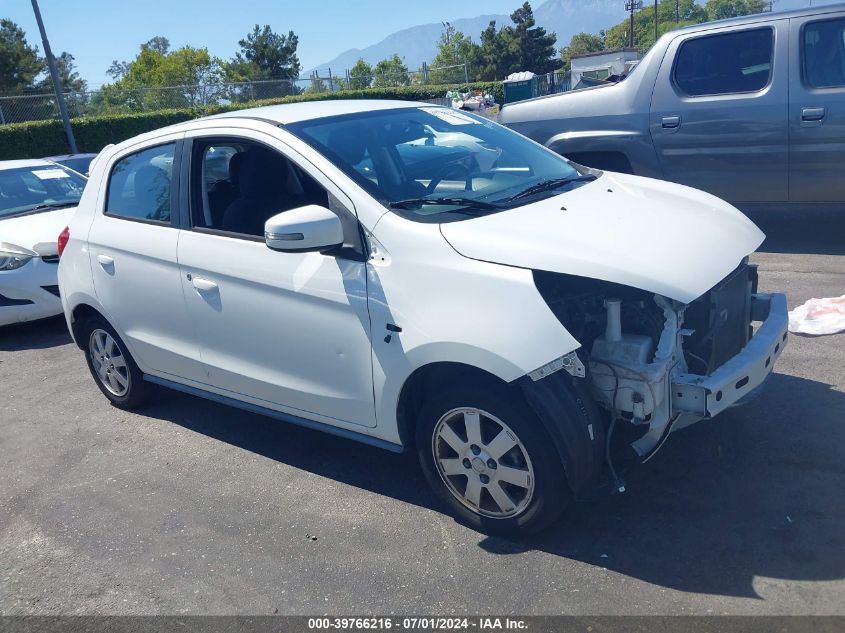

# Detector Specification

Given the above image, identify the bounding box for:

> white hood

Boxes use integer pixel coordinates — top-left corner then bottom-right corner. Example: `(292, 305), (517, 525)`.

(0, 207), (76, 256)
(440, 173), (764, 304)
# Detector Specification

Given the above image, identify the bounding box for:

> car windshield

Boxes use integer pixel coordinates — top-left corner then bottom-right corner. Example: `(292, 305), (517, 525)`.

(54, 156), (95, 175)
(287, 107), (591, 221)
(0, 165), (85, 219)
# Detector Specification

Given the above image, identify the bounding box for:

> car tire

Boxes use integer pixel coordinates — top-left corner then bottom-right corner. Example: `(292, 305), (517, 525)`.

(81, 314), (155, 409)
(416, 378), (571, 536)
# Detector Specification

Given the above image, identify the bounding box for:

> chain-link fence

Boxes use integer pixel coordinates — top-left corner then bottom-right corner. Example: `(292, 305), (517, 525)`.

(0, 62), (477, 126)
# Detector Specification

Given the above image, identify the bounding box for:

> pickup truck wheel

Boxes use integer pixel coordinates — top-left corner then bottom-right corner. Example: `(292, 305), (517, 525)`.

(82, 315), (154, 409)
(416, 382), (570, 536)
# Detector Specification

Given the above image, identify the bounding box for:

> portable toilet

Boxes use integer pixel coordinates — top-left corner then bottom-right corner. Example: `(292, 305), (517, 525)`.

(503, 71), (537, 104)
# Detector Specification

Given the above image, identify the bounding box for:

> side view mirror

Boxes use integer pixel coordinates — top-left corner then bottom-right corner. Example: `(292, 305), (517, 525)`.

(264, 205), (343, 253)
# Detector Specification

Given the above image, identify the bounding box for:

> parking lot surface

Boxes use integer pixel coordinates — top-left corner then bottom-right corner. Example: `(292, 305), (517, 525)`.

(1, 208), (843, 615)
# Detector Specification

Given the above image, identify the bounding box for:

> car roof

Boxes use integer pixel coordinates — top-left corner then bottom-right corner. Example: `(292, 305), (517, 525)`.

(98, 100), (439, 160)
(0, 158), (59, 170)
(674, 2), (845, 35)
(204, 99), (428, 125)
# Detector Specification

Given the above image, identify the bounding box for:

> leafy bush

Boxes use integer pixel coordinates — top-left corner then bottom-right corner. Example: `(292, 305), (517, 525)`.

(0, 82), (504, 160)
(0, 110), (195, 160)
(207, 81), (505, 114)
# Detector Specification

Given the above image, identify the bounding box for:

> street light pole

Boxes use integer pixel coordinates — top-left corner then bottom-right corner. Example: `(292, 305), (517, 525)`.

(31, 0), (77, 153)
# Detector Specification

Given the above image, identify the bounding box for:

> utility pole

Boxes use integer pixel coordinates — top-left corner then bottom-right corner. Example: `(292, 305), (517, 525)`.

(31, 0), (77, 153)
(625, 1), (643, 48)
(654, 0), (658, 44)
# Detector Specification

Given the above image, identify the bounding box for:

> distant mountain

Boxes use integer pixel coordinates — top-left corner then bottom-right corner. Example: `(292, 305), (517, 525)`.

(533, 0), (628, 45)
(308, 0), (831, 77)
(309, 0), (628, 75)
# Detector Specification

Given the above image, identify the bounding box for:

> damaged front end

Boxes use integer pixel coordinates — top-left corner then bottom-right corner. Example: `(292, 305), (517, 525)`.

(533, 261), (789, 466)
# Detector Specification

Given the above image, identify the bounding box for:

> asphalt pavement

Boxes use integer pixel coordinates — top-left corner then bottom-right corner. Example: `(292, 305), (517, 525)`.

(1, 208), (843, 615)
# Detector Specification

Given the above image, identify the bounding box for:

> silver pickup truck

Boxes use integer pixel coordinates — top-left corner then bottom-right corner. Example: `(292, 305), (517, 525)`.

(500, 4), (845, 210)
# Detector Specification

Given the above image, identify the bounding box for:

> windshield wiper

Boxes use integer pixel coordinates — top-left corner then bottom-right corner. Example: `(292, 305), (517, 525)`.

(389, 197), (501, 211)
(25, 202), (78, 213)
(507, 175), (597, 202)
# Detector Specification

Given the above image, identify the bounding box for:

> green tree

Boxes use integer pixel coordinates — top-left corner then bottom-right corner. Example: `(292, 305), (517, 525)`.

(226, 24), (301, 82)
(348, 58), (373, 89)
(0, 19), (44, 93)
(601, 0), (764, 51)
(33, 51), (89, 116)
(603, 0), (707, 50)
(430, 23), (480, 83)
(372, 54), (410, 87)
(224, 25), (301, 99)
(142, 36), (171, 55)
(0, 19), (89, 121)
(94, 42), (226, 112)
(559, 32), (606, 73)
(478, 20), (511, 81)
(510, 2), (558, 74)
(37, 52), (87, 92)
(476, 3), (558, 81)
(705, 0), (768, 20)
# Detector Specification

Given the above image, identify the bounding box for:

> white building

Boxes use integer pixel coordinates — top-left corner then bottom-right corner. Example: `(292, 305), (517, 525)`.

(570, 48), (640, 88)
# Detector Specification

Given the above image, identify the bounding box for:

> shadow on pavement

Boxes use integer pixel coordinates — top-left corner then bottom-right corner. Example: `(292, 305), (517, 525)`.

(0, 315), (72, 351)
(143, 370), (845, 599)
(743, 207), (845, 255)
(480, 372), (845, 598)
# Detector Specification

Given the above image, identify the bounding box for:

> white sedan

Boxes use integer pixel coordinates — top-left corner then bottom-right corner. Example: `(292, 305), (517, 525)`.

(1, 159), (85, 326)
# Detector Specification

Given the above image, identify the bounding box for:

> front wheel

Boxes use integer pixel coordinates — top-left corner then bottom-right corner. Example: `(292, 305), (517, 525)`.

(416, 381), (571, 536)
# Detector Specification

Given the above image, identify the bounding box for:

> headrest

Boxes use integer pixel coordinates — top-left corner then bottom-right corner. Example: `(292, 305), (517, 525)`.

(238, 148), (288, 197)
(229, 151), (245, 188)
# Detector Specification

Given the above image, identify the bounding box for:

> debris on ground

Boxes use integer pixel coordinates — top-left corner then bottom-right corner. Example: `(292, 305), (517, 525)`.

(788, 295), (845, 335)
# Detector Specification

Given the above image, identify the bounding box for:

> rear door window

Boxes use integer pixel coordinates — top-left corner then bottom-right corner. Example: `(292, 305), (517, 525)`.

(803, 18), (845, 88)
(105, 143), (175, 223)
(674, 28), (774, 96)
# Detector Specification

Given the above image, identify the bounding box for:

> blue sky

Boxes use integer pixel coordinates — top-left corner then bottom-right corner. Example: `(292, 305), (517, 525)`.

(3, 0), (524, 88)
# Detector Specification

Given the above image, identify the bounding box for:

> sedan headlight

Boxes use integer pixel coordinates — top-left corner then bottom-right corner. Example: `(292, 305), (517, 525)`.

(0, 243), (37, 271)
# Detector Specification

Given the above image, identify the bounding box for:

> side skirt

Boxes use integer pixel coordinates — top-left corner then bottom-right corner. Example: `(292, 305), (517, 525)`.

(143, 374), (405, 453)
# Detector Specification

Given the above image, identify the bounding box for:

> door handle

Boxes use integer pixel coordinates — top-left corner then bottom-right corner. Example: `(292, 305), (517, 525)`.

(661, 115), (681, 129)
(802, 107), (826, 122)
(190, 276), (218, 292)
(96, 254), (114, 267)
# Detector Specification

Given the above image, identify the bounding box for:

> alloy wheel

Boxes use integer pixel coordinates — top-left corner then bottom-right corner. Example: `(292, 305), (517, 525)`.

(431, 407), (535, 519)
(88, 328), (130, 397)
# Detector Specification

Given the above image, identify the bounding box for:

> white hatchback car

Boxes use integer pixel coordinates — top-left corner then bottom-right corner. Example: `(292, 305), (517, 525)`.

(1, 159), (86, 326)
(58, 100), (788, 535)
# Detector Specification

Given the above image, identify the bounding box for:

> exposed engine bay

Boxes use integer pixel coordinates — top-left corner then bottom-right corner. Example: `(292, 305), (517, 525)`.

(534, 262), (759, 462)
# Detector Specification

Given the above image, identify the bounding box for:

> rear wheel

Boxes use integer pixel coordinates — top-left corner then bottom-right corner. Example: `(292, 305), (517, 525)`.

(82, 314), (154, 409)
(416, 381), (570, 536)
